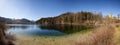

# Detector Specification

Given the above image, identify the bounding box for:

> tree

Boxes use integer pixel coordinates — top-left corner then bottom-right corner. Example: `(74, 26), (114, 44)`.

(36, 11), (104, 26)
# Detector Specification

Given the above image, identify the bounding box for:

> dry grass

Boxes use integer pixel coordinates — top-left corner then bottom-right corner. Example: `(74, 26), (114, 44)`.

(74, 25), (115, 45)
(15, 35), (73, 45)
(113, 25), (120, 45)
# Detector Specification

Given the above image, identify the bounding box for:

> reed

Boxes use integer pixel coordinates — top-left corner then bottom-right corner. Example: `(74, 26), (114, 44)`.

(75, 25), (115, 45)
(0, 21), (16, 45)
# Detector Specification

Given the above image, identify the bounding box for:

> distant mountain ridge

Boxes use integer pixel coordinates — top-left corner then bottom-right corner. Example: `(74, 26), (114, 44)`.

(0, 16), (34, 24)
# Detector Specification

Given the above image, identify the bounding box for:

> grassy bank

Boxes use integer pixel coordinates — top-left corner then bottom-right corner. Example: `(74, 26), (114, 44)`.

(75, 25), (115, 45)
(15, 24), (119, 45)
(113, 26), (120, 45)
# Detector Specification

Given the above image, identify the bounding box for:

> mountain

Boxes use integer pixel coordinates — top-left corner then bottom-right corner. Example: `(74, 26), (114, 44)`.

(12, 18), (34, 24)
(0, 16), (34, 24)
(36, 12), (103, 26)
(0, 16), (13, 23)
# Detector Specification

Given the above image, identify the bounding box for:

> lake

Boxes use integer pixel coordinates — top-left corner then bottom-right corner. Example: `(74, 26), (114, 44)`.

(6, 24), (90, 36)
(6, 24), (65, 36)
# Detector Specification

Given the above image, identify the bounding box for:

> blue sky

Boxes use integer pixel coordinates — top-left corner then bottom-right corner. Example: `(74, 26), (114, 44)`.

(0, 0), (120, 21)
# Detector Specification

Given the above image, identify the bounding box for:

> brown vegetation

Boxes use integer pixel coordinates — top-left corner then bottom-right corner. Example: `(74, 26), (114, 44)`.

(0, 21), (15, 45)
(74, 25), (115, 45)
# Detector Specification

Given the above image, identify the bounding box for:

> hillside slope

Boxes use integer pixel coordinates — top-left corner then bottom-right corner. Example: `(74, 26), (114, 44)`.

(36, 12), (102, 25)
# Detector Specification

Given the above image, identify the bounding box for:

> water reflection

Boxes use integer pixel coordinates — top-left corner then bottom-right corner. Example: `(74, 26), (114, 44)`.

(6, 24), (92, 36)
(9, 26), (28, 29)
(39, 24), (92, 34)
(6, 24), (65, 36)
(7, 24), (29, 30)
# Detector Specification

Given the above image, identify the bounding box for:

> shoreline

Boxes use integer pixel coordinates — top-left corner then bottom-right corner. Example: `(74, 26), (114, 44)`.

(15, 29), (91, 45)
(14, 24), (120, 45)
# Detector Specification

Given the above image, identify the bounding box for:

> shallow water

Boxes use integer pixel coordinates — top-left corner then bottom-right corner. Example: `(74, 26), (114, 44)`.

(6, 24), (65, 36)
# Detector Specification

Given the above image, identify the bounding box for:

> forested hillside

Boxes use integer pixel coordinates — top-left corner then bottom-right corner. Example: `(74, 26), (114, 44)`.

(36, 12), (103, 26)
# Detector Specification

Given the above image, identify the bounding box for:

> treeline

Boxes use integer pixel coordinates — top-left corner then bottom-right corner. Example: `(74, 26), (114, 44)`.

(36, 12), (103, 26)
